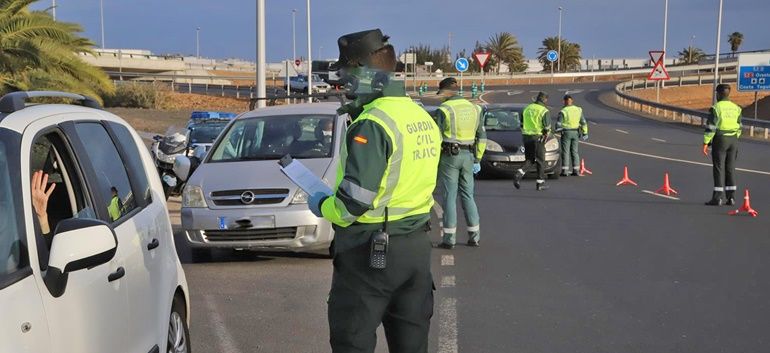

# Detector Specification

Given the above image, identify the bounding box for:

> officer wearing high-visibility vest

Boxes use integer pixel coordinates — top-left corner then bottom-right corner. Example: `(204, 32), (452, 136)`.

(513, 91), (552, 190)
(556, 95), (588, 176)
(703, 84), (742, 206)
(434, 77), (487, 249)
(306, 29), (441, 353)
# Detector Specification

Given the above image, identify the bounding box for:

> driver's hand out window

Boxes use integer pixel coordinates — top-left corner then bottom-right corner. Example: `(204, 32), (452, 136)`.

(31, 170), (56, 235)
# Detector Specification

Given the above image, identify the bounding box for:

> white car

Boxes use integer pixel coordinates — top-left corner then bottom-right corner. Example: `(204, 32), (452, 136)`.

(289, 74), (332, 94)
(0, 91), (190, 353)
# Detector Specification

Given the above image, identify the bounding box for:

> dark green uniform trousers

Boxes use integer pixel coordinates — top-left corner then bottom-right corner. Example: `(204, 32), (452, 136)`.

(711, 134), (739, 196)
(520, 135), (546, 181)
(560, 130), (580, 173)
(328, 227), (434, 353)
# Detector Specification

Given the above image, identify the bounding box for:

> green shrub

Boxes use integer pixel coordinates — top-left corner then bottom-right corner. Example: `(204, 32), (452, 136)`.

(104, 82), (169, 109)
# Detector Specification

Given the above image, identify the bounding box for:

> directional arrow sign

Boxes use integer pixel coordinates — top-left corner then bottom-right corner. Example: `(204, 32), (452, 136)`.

(473, 52), (491, 68)
(547, 50), (559, 63)
(455, 58), (469, 73)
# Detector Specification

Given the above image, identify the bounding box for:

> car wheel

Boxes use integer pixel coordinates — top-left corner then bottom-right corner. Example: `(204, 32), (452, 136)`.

(168, 298), (191, 353)
(548, 158), (562, 180)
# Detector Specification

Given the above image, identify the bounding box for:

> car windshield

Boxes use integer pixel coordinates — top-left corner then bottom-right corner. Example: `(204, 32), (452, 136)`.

(209, 114), (336, 162)
(189, 122), (229, 144)
(0, 133), (22, 276)
(485, 109), (522, 131)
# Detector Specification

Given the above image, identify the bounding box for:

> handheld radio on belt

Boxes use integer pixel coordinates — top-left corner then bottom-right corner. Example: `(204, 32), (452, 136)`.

(369, 208), (389, 269)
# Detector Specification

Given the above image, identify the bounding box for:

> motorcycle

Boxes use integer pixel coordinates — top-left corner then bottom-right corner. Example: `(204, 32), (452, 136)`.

(151, 126), (188, 199)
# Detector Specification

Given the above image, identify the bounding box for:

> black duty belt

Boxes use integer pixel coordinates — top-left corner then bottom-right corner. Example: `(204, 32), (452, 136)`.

(441, 142), (473, 151)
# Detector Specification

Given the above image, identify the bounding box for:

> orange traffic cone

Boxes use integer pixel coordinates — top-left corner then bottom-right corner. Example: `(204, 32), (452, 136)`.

(616, 166), (638, 186)
(579, 159), (593, 176)
(655, 173), (678, 196)
(728, 189), (759, 217)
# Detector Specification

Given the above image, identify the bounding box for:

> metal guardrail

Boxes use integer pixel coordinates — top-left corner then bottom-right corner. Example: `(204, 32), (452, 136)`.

(614, 76), (770, 140)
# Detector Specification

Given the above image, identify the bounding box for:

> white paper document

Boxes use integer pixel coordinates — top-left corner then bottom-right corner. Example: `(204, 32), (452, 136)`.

(279, 159), (333, 197)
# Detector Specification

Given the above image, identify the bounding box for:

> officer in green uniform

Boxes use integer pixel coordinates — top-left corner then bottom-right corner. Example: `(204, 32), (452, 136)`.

(434, 77), (487, 249)
(703, 84), (742, 206)
(556, 95), (588, 176)
(307, 29), (441, 353)
(513, 92), (552, 190)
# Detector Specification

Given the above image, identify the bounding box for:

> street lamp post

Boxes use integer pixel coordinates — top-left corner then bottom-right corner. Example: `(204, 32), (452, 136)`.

(557, 6), (563, 72)
(306, 0), (312, 103)
(99, 0), (105, 49)
(689, 35), (696, 64)
(712, 0), (724, 104)
(52, 0), (56, 20)
(256, 0), (267, 108)
(292, 9), (297, 62)
(661, 0), (669, 90)
(196, 27), (201, 59)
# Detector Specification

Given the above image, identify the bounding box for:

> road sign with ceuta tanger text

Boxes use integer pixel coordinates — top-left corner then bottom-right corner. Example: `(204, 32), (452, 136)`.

(455, 58), (469, 73)
(547, 50), (559, 63)
(737, 53), (770, 91)
(473, 52), (491, 68)
(648, 50), (670, 81)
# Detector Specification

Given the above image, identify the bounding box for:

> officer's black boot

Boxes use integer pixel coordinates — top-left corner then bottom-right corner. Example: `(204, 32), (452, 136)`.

(705, 191), (725, 206)
(726, 190), (736, 206)
(513, 169), (524, 189)
(536, 182), (549, 191)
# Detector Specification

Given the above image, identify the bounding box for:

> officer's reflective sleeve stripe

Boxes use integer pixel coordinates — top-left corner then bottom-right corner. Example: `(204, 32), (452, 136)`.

(475, 104), (487, 161)
(467, 225), (480, 232)
(321, 120), (391, 227)
(725, 185), (737, 191)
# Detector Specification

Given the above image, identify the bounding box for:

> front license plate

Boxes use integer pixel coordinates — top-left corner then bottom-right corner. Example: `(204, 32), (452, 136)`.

(510, 155), (526, 162)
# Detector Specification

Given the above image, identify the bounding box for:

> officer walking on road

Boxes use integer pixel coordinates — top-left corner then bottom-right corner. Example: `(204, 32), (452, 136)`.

(703, 84), (742, 206)
(307, 29), (441, 353)
(556, 95), (588, 176)
(434, 77), (487, 249)
(513, 92), (552, 190)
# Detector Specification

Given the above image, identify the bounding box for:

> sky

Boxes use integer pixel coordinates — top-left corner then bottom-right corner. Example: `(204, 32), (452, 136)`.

(31, 0), (770, 62)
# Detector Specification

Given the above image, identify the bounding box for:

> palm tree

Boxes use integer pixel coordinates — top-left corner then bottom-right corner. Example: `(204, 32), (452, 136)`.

(485, 32), (526, 74)
(677, 46), (706, 64)
(538, 36), (581, 72)
(728, 32), (744, 57)
(0, 0), (113, 101)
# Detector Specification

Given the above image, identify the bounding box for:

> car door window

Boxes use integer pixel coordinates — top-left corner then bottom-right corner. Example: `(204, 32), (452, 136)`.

(0, 136), (27, 281)
(73, 123), (137, 223)
(106, 122), (152, 206)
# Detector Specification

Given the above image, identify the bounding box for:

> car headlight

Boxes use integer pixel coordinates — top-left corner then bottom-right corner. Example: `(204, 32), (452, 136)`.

(545, 138), (559, 152)
(182, 185), (207, 208)
(486, 140), (504, 152)
(291, 190), (308, 204)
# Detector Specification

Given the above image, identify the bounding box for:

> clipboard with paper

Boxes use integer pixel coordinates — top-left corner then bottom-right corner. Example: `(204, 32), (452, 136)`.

(278, 155), (333, 197)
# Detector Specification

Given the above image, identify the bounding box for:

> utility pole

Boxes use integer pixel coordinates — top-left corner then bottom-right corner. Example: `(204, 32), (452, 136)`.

(661, 0), (669, 88)
(256, 0), (267, 108)
(196, 27), (201, 59)
(689, 35), (696, 64)
(52, 0), (56, 20)
(292, 9), (297, 62)
(99, 0), (105, 49)
(712, 0), (724, 104)
(306, 0), (312, 103)
(557, 6), (563, 72)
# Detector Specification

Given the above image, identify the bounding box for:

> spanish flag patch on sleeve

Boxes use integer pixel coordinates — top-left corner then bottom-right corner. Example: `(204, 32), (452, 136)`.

(353, 135), (368, 144)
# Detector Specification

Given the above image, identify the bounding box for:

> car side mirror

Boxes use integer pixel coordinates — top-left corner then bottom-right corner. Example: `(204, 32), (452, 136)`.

(45, 218), (117, 298)
(174, 155), (191, 182)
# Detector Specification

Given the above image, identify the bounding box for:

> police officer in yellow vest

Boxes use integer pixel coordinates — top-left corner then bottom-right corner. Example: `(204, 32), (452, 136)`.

(703, 84), (742, 206)
(514, 92), (552, 190)
(306, 29), (441, 353)
(556, 95), (588, 176)
(434, 77), (487, 249)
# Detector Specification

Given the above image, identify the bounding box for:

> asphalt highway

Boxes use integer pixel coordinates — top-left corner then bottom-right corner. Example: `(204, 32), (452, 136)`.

(172, 81), (770, 353)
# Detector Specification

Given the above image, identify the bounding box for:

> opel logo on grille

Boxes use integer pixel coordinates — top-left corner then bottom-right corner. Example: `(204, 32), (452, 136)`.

(240, 191), (256, 204)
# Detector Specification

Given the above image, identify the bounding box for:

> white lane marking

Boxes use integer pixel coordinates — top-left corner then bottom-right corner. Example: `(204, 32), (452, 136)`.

(642, 190), (681, 200)
(615, 129), (630, 134)
(589, 121), (599, 126)
(590, 88), (600, 92)
(441, 275), (457, 288)
(204, 295), (243, 353)
(652, 138), (667, 143)
(478, 91), (491, 104)
(566, 89), (584, 94)
(441, 255), (455, 266)
(506, 90), (524, 96)
(581, 141), (770, 176)
(438, 297), (459, 353)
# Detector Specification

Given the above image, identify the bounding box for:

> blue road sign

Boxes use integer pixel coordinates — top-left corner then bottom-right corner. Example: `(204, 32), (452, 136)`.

(547, 50), (559, 63)
(737, 53), (770, 91)
(455, 58), (469, 72)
